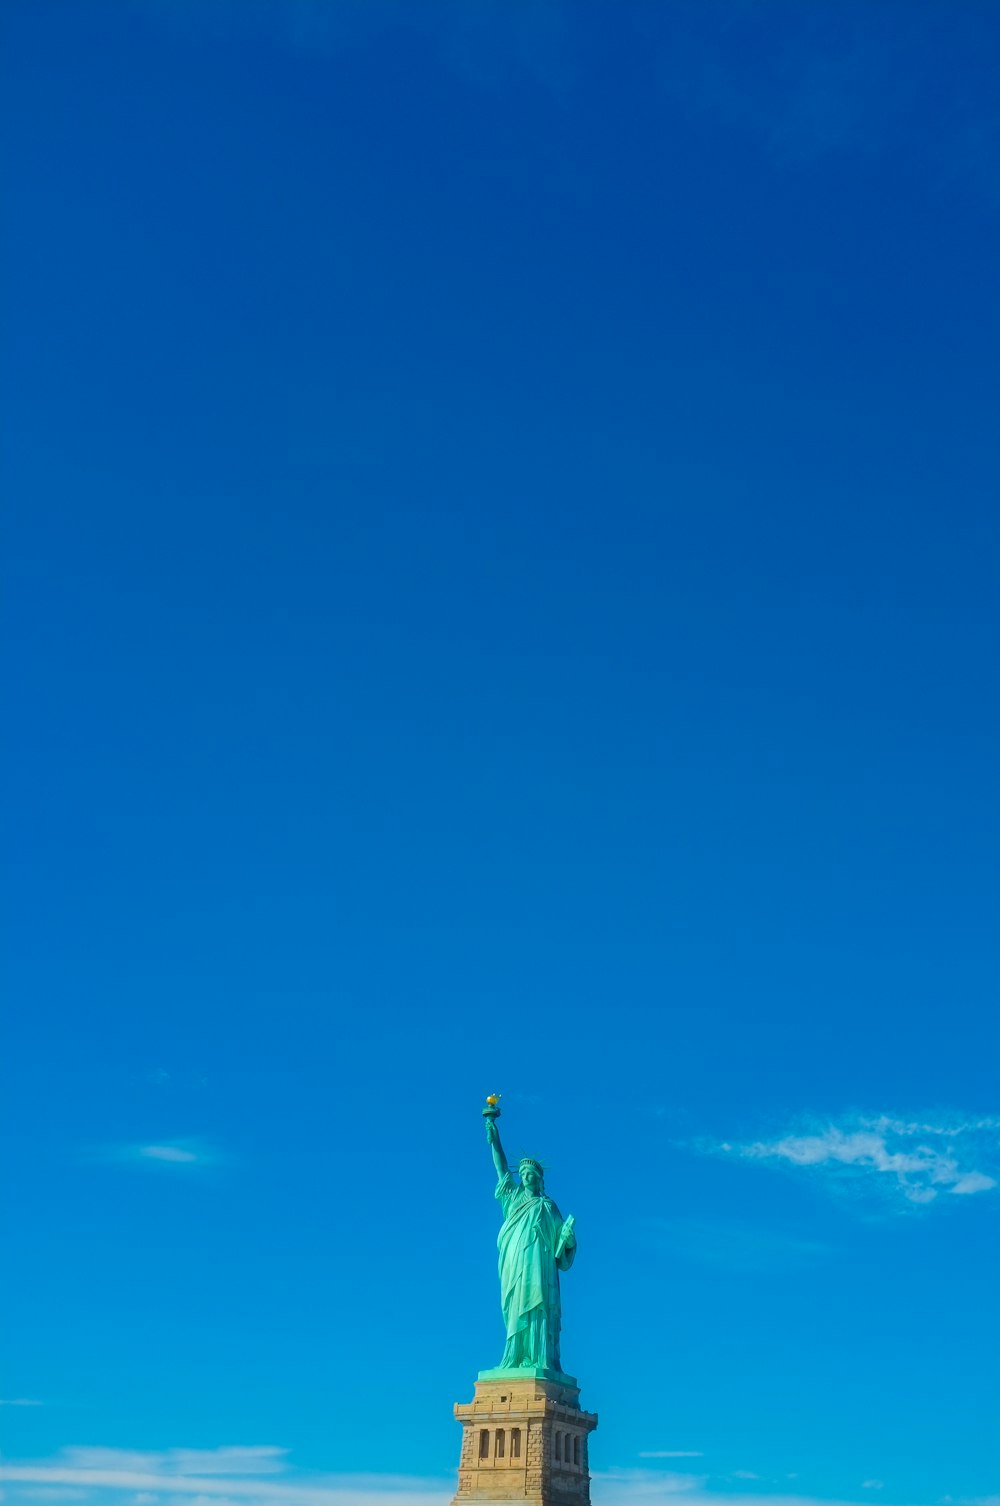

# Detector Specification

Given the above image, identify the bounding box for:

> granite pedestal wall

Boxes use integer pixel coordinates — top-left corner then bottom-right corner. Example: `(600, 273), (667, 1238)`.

(452, 1373), (597, 1506)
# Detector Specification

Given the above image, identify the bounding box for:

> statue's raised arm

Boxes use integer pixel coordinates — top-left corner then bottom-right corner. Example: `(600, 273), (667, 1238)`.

(485, 1109), (508, 1180)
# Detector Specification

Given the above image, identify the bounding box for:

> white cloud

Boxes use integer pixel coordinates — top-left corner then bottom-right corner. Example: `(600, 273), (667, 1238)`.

(11, 1491), (90, 1502)
(83, 1140), (225, 1170)
(163, 1454), (286, 1479)
(594, 1472), (932, 1506)
(140, 1146), (201, 1164)
(0, 1398), (44, 1406)
(0, 1451), (451, 1506)
(0, 1451), (948, 1506)
(699, 1112), (1000, 1209)
(861, 1484), (884, 1492)
(594, 1471), (707, 1497)
(950, 1172), (996, 1195)
(57, 1453), (287, 1479)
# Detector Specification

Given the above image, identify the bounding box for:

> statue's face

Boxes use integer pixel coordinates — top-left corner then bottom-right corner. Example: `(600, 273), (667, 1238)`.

(520, 1164), (542, 1195)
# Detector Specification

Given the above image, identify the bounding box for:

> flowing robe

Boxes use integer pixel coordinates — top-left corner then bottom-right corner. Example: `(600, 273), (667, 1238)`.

(495, 1169), (575, 1373)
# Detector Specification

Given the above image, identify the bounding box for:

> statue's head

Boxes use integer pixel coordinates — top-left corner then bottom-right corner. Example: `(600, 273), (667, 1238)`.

(519, 1157), (544, 1195)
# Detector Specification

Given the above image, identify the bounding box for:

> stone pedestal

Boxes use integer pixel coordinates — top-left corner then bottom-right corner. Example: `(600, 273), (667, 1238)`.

(451, 1373), (597, 1505)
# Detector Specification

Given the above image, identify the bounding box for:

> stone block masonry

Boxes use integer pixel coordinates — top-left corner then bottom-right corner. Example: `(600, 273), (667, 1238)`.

(451, 1376), (597, 1506)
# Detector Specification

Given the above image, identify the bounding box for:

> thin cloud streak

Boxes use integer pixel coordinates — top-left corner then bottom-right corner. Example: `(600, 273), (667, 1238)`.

(1, 1467), (451, 1506)
(0, 1453), (451, 1506)
(58, 1451), (288, 1478)
(140, 1146), (200, 1164)
(594, 1471), (706, 1496)
(638, 1451), (705, 1458)
(81, 1140), (226, 1170)
(594, 1470), (931, 1506)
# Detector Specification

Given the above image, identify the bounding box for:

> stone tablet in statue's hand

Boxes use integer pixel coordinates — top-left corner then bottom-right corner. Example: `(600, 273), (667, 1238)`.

(553, 1215), (576, 1264)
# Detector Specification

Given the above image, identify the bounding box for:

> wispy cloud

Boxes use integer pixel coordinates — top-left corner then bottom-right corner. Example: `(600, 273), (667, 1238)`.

(57, 1452), (288, 1478)
(697, 1112), (1000, 1211)
(0, 1449), (451, 1506)
(594, 1472), (707, 1498)
(83, 1140), (225, 1171)
(139, 1145), (202, 1165)
(594, 1470), (930, 1506)
(1, 1450), (942, 1506)
(0, 1398), (44, 1407)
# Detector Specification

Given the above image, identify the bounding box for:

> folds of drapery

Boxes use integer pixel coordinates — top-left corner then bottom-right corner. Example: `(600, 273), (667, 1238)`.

(494, 1170), (573, 1368)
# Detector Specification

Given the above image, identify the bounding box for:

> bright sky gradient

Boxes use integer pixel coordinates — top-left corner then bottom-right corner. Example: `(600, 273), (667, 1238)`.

(2, 5), (998, 1506)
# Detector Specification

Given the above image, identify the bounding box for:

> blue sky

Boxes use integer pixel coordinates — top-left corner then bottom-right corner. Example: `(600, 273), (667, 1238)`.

(1, 3), (998, 1505)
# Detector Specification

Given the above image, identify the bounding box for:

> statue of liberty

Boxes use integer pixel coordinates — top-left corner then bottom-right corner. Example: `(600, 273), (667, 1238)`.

(482, 1101), (577, 1378)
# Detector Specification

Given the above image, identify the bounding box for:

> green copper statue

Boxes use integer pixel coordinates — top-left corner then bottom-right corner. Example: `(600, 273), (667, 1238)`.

(481, 1096), (578, 1379)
